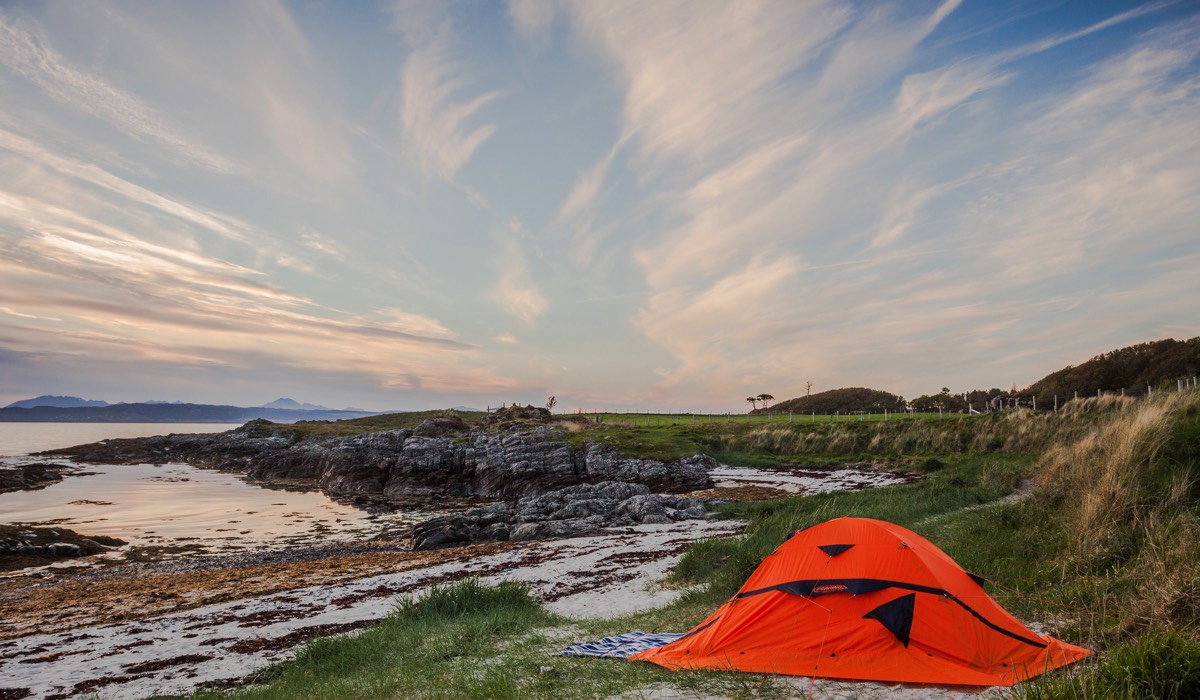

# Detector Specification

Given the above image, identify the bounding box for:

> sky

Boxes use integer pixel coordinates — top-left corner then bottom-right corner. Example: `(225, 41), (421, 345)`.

(1, 0), (1198, 413)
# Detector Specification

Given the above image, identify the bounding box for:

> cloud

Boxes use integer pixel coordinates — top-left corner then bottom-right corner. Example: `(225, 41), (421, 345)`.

(0, 128), (252, 244)
(490, 220), (548, 325)
(299, 228), (346, 261)
(975, 23), (1200, 282)
(534, 0), (1197, 403)
(399, 30), (500, 181)
(493, 333), (519, 344)
(0, 133), (514, 398)
(0, 11), (235, 173)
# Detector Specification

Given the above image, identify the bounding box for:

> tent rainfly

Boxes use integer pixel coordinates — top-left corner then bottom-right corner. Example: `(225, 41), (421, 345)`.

(633, 517), (1092, 686)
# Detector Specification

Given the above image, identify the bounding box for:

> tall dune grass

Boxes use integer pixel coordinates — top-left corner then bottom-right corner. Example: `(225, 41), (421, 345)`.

(1033, 390), (1200, 637)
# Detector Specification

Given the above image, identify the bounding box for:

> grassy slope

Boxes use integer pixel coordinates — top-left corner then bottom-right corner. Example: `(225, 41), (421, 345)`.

(170, 394), (1200, 699)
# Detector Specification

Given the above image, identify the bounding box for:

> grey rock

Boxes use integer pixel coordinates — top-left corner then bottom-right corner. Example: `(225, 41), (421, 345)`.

(54, 424), (714, 507)
(46, 542), (83, 557)
(411, 480), (710, 550)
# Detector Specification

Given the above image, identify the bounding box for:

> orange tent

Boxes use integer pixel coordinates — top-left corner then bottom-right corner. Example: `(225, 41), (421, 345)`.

(633, 517), (1091, 686)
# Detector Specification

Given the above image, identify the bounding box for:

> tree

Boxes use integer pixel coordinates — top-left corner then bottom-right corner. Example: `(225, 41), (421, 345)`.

(545, 396), (557, 412)
(757, 393), (774, 409)
(804, 380), (813, 397)
(746, 396), (758, 411)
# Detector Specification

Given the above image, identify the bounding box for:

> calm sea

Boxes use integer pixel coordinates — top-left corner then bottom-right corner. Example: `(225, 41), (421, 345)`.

(0, 422), (240, 457)
(0, 422), (423, 561)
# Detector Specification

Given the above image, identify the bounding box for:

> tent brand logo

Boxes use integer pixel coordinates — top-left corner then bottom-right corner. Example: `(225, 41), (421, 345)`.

(813, 584), (848, 593)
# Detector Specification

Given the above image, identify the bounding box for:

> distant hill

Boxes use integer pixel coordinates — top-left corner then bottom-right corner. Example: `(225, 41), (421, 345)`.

(759, 387), (907, 415)
(1025, 337), (1200, 398)
(0, 402), (378, 423)
(4, 395), (109, 409)
(259, 398), (330, 411)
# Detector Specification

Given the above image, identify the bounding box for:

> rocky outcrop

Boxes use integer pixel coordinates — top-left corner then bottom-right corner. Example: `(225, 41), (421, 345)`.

(0, 461), (76, 494)
(0, 524), (126, 571)
(48, 421), (715, 503)
(411, 481), (709, 550)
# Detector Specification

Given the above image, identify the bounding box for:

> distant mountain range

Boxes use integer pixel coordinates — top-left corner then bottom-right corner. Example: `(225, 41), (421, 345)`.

(0, 396), (380, 423)
(5, 395), (110, 409)
(259, 397), (334, 411)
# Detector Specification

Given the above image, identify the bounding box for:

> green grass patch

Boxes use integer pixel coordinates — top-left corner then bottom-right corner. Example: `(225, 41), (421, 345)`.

(243, 409), (487, 440)
(1015, 632), (1200, 700)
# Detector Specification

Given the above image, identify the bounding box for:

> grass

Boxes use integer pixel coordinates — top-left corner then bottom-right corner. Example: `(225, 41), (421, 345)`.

(554, 405), (1115, 466)
(169, 578), (784, 700)
(167, 391), (1200, 699)
(242, 409), (488, 440)
(1015, 632), (1200, 700)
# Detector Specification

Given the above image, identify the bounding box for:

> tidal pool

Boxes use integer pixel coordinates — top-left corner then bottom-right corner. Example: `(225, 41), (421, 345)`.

(0, 461), (425, 562)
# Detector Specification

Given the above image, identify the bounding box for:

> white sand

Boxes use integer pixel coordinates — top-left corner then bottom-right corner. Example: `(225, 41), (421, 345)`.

(710, 465), (912, 493)
(0, 520), (742, 700)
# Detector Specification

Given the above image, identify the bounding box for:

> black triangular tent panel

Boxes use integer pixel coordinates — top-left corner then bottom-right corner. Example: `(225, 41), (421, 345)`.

(863, 593), (915, 647)
(968, 572), (987, 588)
(817, 543), (855, 557)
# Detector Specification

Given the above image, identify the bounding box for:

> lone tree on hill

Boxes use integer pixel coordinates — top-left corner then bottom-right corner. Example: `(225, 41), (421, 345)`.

(757, 393), (775, 409)
(545, 396), (556, 412)
(746, 396), (758, 410)
(804, 380), (813, 397)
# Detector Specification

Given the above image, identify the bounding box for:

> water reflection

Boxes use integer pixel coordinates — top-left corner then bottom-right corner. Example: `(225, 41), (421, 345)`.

(0, 461), (426, 559)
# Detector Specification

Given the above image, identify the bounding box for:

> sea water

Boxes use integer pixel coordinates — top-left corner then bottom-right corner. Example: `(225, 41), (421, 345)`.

(0, 422), (240, 457)
(0, 423), (423, 562)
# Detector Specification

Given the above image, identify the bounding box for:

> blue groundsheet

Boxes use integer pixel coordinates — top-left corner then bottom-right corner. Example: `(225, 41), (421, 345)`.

(560, 631), (685, 659)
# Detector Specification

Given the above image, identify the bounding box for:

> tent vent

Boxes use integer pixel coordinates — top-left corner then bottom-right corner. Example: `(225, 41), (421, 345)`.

(818, 544), (855, 557)
(863, 593), (916, 647)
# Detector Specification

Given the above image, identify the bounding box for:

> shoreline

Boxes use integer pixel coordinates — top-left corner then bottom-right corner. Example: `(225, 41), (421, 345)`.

(0, 520), (744, 700)
(0, 448), (921, 699)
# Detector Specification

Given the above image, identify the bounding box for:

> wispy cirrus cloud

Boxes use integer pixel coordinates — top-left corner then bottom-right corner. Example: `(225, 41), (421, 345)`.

(0, 10), (235, 174)
(527, 0), (1195, 403)
(398, 21), (501, 182)
(490, 220), (549, 325)
(0, 125), (512, 400)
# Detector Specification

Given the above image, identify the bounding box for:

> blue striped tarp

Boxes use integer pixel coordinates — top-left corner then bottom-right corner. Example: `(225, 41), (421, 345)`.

(560, 631), (685, 658)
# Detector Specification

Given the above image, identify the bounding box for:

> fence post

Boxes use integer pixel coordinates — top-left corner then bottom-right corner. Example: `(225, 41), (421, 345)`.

(1054, 395), (1057, 412)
